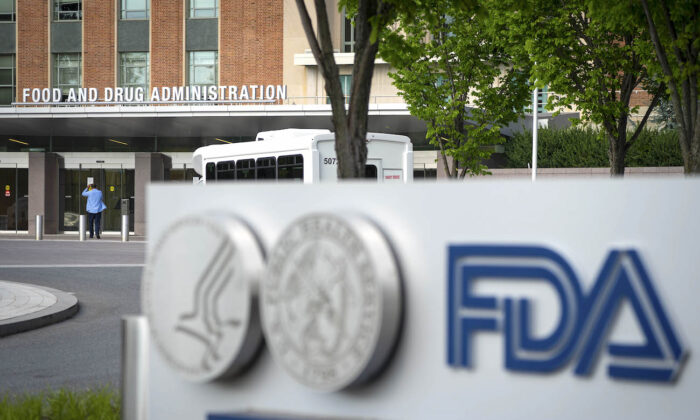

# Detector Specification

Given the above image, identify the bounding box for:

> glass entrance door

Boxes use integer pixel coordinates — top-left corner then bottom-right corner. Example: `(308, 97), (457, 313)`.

(103, 169), (134, 232)
(62, 167), (134, 231)
(0, 165), (28, 232)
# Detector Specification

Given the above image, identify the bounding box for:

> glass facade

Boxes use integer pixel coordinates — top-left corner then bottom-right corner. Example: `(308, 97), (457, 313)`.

(188, 0), (218, 18)
(62, 168), (134, 232)
(54, 0), (81, 21)
(0, 0), (14, 21)
(119, 52), (149, 92)
(121, 0), (149, 20)
(187, 51), (218, 87)
(53, 53), (81, 100)
(0, 166), (28, 231)
(0, 54), (14, 106)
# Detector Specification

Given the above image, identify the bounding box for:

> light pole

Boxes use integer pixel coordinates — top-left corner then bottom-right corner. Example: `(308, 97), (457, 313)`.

(532, 86), (538, 182)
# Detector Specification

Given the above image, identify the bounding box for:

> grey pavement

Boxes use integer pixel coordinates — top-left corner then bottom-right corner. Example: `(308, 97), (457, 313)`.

(0, 238), (144, 337)
(0, 280), (79, 337)
(0, 239), (145, 393)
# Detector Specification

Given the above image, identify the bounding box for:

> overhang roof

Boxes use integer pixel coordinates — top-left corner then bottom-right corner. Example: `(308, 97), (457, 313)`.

(0, 104), (426, 137)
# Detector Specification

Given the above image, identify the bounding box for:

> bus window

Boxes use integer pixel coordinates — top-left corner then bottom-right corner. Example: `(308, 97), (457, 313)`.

(237, 159), (255, 180)
(216, 161), (236, 180)
(365, 164), (378, 179)
(256, 157), (276, 180)
(205, 162), (216, 182)
(278, 155), (304, 180)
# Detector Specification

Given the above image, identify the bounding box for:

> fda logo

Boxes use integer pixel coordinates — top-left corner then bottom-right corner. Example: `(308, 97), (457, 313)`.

(143, 212), (403, 391)
(447, 245), (686, 382)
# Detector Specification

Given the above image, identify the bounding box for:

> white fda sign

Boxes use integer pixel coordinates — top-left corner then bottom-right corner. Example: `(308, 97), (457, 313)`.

(19, 84), (287, 104)
(140, 180), (700, 419)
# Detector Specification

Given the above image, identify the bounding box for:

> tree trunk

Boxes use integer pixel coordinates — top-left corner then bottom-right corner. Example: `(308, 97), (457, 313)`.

(294, 0), (387, 178)
(683, 127), (700, 173)
(640, 0), (699, 174)
(608, 131), (627, 176)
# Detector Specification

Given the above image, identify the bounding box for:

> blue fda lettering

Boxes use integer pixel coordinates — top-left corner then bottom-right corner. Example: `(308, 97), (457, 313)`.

(447, 245), (686, 382)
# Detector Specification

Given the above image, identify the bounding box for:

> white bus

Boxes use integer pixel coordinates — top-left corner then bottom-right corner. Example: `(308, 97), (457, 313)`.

(192, 129), (413, 183)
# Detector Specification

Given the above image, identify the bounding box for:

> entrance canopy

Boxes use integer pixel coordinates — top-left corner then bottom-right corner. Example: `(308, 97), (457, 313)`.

(0, 104), (428, 139)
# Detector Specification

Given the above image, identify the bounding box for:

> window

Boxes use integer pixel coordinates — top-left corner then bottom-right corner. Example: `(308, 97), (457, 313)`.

(524, 85), (549, 114)
(119, 52), (149, 92)
(54, 0), (81, 21)
(364, 164), (377, 179)
(341, 9), (356, 53)
(216, 161), (235, 180)
(278, 155), (304, 180)
(188, 0), (218, 18)
(0, 0), (15, 22)
(53, 53), (81, 100)
(187, 51), (218, 87)
(256, 157), (276, 180)
(327, 75), (352, 105)
(340, 75), (352, 100)
(428, 14), (455, 43)
(236, 159), (255, 180)
(205, 162), (216, 181)
(536, 86), (549, 114)
(121, 0), (149, 19)
(0, 55), (14, 106)
(413, 168), (437, 179)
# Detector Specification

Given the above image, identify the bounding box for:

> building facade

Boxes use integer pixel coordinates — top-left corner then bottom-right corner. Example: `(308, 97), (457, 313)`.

(0, 0), (433, 235)
(1, 1), (652, 234)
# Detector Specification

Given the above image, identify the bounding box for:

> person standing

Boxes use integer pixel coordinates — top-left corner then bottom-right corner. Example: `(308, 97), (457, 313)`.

(82, 183), (107, 239)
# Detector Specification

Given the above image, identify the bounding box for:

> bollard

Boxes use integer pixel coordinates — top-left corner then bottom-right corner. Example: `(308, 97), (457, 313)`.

(35, 215), (43, 240)
(121, 316), (149, 420)
(121, 214), (129, 242)
(79, 214), (87, 241)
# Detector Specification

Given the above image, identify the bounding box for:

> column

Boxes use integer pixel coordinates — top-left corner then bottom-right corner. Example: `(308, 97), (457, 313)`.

(17, 0), (49, 96)
(28, 152), (61, 234)
(83, 0), (116, 91)
(134, 153), (171, 236)
(151, 0), (184, 88)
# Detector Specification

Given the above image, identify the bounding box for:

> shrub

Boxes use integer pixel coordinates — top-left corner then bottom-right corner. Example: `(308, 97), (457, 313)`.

(504, 127), (683, 168)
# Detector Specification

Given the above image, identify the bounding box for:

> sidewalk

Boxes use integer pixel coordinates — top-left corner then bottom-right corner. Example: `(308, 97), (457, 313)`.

(0, 233), (146, 241)
(0, 280), (79, 337)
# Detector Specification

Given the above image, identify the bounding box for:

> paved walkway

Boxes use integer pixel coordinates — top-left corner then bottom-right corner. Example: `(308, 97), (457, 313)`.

(0, 280), (58, 320)
(0, 280), (79, 337)
(0, 237), (145, 337)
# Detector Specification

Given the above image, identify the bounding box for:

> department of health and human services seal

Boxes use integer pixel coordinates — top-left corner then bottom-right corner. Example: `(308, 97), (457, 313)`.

(142, 214), (264, 382)
(260, 213), (403, 392)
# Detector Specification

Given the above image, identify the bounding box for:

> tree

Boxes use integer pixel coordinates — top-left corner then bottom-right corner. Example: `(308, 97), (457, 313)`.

(380, 0), (532, 178)
(639, 0), (699, 173)
(294, 0), (397, 178)
(499, 0), (664, 176)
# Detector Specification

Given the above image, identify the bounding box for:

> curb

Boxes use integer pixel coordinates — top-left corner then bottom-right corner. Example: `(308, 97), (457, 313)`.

(0, 284), (80, 337)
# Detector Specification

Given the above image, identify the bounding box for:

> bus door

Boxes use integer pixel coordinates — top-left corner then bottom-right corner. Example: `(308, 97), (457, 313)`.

(365, 159), (381, 181)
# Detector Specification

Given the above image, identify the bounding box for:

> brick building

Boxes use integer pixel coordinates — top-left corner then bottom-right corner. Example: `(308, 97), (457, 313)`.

(0, 0), (434, 235)
(1, 0), (648, 235)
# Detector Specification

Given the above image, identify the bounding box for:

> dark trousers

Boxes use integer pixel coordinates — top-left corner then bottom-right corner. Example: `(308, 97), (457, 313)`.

(88, 212), (102, 237)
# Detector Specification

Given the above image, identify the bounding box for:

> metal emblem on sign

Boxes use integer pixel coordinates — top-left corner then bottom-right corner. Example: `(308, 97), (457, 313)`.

(142, 214), (264, 382)
(261, 213), (403, 391)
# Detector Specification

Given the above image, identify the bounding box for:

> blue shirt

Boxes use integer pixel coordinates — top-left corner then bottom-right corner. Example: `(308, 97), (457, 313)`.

(82, 188), (106, 213)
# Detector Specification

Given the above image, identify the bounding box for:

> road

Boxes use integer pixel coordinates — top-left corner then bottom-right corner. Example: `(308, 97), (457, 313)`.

(0, 239), (145, 394)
